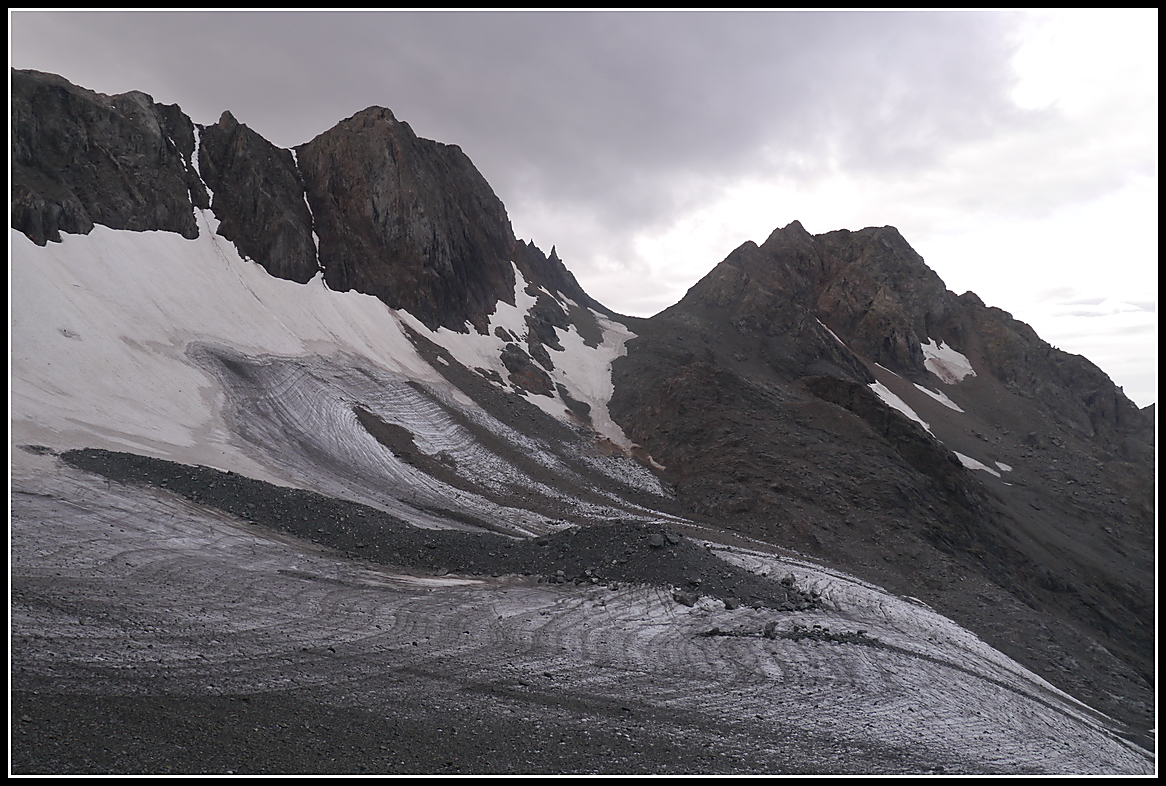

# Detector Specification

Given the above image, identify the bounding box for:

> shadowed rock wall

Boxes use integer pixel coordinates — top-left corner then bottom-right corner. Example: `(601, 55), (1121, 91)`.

(12, 69), (207, 245)
(295, 107), (518, 332)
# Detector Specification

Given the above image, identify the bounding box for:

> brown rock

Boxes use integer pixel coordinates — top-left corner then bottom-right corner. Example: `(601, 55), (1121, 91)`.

(296, 107), (517, 332)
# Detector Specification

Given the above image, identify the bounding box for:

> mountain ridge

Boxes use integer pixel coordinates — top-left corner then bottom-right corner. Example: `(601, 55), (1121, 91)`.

(609, 219), (1153, 717)
(10, 67), (1155, 772)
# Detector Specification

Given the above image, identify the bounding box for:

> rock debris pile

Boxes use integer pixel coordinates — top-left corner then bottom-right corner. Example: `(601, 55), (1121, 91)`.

(61, 447), (819, 613)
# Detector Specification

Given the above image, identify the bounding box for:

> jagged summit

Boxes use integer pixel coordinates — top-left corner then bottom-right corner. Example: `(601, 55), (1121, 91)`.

(680, 220), (953, 380)
(295, 103), (519, 332)
(10, 68), (1155, 772)
(11, 68), (207, 244)
(12, 68), (576, 335)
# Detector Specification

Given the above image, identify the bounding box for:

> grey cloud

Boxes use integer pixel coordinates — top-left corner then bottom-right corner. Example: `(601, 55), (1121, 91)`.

(12, 10), (1029, 242)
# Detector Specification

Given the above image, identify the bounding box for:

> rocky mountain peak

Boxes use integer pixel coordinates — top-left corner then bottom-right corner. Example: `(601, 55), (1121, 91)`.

(11, 68), (207, 245)
(813, 225), (954, 376)
(681, 220), (966, 380)
(296, 106), (518, 332)
(12, 69), (583, 334)
(197, 109), (318, 283)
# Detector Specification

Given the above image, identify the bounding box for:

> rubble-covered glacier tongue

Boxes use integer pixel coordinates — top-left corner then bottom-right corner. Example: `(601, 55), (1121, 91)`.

(11, 446), (1153, 774)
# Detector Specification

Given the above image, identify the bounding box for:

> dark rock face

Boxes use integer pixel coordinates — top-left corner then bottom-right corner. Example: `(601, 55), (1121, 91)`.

(513, 241), (611, 317)
(501, 343), (554, 396)
(11, 70), (589, 339)
(814, 225), (954, 375)
(296, 107), (518, 332)
(679, 221), (954, 379)
(800, 374), (976, 506)
(11, 69), (205, 245)
(954, 295), (1150, 453)
(197, 111), (319, 283)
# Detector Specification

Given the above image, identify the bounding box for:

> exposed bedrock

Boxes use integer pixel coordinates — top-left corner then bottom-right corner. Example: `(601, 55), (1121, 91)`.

(12, 69), (597, 342)
(295, 106), (518, 333)
(197, 110), (319, 283)
(609, 221), (1155, 735)
(11, 69), (206, 245)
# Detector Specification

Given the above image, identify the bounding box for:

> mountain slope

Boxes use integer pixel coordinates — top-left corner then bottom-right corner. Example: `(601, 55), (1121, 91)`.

(9, 68), (1155, 773)
(610, 220), (1154, 732)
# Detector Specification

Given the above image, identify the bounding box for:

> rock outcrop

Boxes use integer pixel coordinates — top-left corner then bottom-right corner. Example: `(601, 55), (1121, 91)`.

(11, 70), (567, 337)
(11, 69), (206, 245)
(296, 107), (518, 332)
(197, 111), (318, 283)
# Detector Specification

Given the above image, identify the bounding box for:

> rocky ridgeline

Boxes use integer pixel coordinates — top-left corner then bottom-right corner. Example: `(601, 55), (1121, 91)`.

(12, 70), (207, 244)
(12, 69), (583, 344)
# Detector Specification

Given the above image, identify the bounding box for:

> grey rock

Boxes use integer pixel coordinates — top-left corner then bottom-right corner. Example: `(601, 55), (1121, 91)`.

(197, 111), (318, 283)
(500, 343), (554, 396)
(12, 69), (202, 245)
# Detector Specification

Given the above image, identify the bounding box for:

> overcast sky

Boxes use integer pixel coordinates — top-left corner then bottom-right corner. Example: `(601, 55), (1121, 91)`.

(10, 10), (1157, 406)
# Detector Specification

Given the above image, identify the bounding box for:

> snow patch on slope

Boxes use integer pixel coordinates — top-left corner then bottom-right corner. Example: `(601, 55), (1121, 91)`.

(954, 452), (1001, 478)
(922, 338), (976, 384)
(816, 318), (847, 347)
(531, 310), (636, 450)
(401, 266), (637, 451)
(395, 268), (534, 391)
(913, 382), (965, 412)
(868, 382), (933, 436)
(10, 216), (442, 480)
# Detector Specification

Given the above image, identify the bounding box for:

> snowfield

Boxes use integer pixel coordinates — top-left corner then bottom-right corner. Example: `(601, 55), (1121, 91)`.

(921, 338), (977, 384)
(868, 381), (933, 435)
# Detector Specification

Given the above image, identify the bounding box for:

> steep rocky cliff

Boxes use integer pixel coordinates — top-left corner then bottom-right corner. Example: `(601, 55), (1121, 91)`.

(197, 110), (318, 283)
(296, 106), (519, 332)
(13, 69), (542, 335)
(12, 69), (207, 244)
